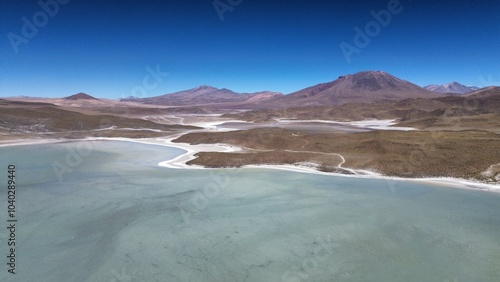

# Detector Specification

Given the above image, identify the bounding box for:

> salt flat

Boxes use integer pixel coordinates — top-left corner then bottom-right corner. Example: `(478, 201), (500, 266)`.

(275, 118), (417, 131)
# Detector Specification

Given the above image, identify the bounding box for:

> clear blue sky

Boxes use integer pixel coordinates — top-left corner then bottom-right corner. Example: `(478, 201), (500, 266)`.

(1, 0), (499, 98)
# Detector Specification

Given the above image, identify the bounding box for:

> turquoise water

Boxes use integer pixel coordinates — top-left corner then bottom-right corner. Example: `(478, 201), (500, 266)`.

(0, 141), (499, 282)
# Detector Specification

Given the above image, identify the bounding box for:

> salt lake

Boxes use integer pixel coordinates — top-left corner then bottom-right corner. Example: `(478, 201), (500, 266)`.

(1, 140), (499, 281)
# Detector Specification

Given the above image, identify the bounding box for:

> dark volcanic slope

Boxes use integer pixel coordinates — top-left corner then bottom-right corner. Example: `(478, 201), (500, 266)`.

(64, 93), (99, 100)
(262, 71), (443, 108)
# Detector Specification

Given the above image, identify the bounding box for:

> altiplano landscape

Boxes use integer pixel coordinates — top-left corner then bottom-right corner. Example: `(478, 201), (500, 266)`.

(2, 71), (500, 187)
(3, 1), (500, 281)
(3, 71), (500, 280)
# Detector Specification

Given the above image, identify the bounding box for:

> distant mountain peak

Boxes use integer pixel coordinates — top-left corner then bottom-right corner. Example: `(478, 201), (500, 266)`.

(194, 85), (218, 90)
(64, 93), (99, 100)
(424, 82), (478, 94)
(339, 70), (407, 91)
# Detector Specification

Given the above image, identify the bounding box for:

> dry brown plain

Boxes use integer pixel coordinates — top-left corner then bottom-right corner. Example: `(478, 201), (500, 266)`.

(175, 128), (500, 182)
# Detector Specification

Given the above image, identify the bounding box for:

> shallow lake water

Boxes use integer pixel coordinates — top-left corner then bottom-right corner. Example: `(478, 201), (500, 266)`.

(0, 141), (499, 281)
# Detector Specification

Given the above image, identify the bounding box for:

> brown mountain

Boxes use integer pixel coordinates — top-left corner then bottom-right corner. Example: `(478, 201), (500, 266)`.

(261, 71), (443, 108)
(464, 86), (500, 98)
(125, 85), (283, 106)
(64, 93), (99, 100)
(225, 86), (500, 132)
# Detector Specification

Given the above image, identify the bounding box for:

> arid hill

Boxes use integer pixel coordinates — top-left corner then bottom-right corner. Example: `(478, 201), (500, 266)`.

(0, 99), (196, 140)
(174, 128), (500, 182)
(64, 93), (99, 100)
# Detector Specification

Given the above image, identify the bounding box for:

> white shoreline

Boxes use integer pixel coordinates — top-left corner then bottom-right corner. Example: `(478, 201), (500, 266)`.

(275, 118), (416, 131)
(1, 136), (499, 193)
(77, 136), (243, 169)
(0, 138), (68, 147)
(242, 164), (500, 193)
(107, 137), (500, 193)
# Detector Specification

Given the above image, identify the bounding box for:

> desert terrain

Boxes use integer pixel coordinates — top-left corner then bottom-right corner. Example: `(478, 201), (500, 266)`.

(2, 71), (499, 184)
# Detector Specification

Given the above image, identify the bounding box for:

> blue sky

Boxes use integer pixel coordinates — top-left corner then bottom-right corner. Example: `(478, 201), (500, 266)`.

(1, 0), (499, 98)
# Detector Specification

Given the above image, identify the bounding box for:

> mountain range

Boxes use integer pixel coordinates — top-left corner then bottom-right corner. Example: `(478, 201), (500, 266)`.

(122, 85), (283, 106)
(68, 71), (494, 109)
(121, 71), (448, 108)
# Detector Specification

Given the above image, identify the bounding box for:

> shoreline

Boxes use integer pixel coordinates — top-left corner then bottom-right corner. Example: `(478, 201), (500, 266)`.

(0, 138), (67, 147)
(241, 164), (500, 193)
(1, 136), (499, 193)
